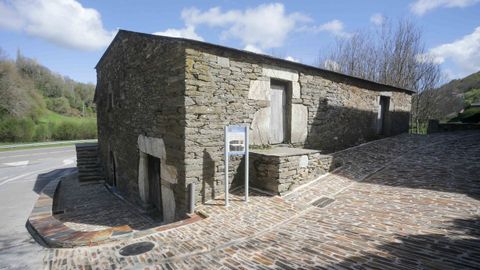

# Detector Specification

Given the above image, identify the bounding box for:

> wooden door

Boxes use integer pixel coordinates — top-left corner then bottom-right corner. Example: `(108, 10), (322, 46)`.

(147, 155), (162, 212)
(378, 96), (390, 135)
(270, 84), (286, 143)
(109, 151), (117, 187)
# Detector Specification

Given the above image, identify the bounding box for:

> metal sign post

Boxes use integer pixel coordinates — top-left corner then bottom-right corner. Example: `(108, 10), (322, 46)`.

(224, 125), (249, 207)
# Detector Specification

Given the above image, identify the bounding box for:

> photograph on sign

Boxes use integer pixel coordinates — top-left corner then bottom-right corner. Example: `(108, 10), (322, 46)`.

(227, 126), (246, 154)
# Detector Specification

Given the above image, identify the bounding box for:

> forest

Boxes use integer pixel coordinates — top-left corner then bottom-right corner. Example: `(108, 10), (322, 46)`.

(0, 49), (97, 142)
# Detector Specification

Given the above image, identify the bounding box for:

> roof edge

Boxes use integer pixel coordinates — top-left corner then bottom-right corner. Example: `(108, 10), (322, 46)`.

(95, 29), (415, 94)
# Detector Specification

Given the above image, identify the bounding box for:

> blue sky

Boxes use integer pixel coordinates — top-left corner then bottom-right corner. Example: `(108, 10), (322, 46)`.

(0, 0), (479, 84)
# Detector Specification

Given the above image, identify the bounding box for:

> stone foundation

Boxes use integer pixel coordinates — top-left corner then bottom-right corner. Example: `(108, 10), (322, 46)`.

(250, 147), (333, 195)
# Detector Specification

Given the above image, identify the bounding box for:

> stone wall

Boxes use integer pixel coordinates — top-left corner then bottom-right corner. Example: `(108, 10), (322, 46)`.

(96, 32), (412, 215)
(182, 43), (412, 205)
(95, 32), (188, 217)
(302, 74), (412, 152)
(250, 148), (333, 195)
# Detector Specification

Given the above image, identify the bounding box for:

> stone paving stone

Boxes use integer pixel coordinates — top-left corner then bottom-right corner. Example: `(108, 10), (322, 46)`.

(43, 131), (480, 269)
(56, 176), (159, 232)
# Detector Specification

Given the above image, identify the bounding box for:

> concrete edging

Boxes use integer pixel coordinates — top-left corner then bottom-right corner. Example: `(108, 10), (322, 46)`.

(27, 172), (133, 248)
(27, 172), (204, 248)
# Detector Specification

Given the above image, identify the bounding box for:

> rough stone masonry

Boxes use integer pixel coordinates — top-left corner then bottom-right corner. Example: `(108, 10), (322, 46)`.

(94, 30), (412, 221)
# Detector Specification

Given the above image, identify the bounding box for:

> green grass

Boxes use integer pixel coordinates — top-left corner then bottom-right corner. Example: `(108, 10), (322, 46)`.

(0, 111), (97, 143)
(38, 111), (95, 124)
(0, 142), (77, 152)
(449, 107), (480, 123)
(465, 88), (480, 106)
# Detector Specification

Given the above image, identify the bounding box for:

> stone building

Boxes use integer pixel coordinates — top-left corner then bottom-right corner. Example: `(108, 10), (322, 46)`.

(94, 30), (413, 222)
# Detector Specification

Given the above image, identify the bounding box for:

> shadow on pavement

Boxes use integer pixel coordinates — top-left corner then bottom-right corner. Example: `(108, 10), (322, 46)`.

(32, 168), (76, 195)
(323, 216), (480, 269)
(328, 131), (480, 201)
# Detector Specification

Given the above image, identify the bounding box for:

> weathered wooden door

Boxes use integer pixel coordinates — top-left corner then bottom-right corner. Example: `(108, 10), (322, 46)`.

(147, 155), (162, 212)
(109, 151), (117, 187)
(378, 96), (390, 135)
(270, 83), (286, 143)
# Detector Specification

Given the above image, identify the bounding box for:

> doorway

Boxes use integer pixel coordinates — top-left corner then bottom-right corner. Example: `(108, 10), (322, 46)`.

(378, 96), (390, 135)
(147, 155), (162, 213)
(109, 151), (117, 187)
(270, 81), (287, 143)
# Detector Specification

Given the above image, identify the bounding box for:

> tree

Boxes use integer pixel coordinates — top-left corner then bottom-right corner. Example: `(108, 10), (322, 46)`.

(320, 19), (443, 133)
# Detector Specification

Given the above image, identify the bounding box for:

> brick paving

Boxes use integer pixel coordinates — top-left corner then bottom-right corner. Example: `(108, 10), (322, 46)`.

(43, 131), (480, 269)
(56, 176), (159, 232)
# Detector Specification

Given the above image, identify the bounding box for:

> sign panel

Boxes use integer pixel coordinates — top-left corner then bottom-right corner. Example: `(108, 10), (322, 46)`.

(227, 126), (247, 155)
(224, 125), (249, 206)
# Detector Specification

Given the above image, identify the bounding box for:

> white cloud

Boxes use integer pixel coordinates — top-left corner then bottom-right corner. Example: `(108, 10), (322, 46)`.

(370, 13), (385, 26)
(244, 44), (264, 54)
(153, 26), (204, 41)
(285, 56), (299, 62)
(0, 0), (114, 51)
(427, 26), (480, 77)
(300, 19), (352, 38)
(157, 3), (309, 51)
(410, 0), (480, 15)
(415, 53), (444, 64)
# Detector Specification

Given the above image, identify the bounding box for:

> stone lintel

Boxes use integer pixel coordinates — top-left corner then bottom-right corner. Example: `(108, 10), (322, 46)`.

(262, 66), (299, 82)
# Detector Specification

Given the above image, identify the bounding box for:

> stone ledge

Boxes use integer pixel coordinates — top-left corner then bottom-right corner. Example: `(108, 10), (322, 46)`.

(27, 172), (204, 248)
(250, 147), (323, 157)
(250, 147), (333, 195)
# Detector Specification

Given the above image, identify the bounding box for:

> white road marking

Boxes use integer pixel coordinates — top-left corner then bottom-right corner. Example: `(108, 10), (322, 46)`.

(0, 150), (74, 160)
(3, 161), (29, 167)
(63, 158), (76, 165)
(0, 164), (71, 187)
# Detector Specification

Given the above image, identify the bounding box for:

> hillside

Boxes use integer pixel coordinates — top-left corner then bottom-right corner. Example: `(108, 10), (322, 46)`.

(416, 71), (480, 123)
(0, 49), (97, 142)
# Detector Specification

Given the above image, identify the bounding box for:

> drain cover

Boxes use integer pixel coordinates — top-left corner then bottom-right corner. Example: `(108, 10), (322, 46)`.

(119, 242), (155, 256)
(312, 197), (335, 208)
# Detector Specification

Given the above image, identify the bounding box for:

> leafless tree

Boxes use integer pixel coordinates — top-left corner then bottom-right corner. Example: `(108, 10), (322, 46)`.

(320, 19), (443, 133)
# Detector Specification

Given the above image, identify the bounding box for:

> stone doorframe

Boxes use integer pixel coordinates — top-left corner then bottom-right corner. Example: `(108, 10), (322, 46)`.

(248, 65), (308, 145)
(137, 135), (178, 223)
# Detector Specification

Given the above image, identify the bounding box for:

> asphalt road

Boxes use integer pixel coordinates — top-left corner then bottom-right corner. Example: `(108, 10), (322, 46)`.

(0, 146), (77, 270)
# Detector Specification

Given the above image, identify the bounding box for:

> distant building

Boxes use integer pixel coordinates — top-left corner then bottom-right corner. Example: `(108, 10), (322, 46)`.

(94, 30), (413, 222)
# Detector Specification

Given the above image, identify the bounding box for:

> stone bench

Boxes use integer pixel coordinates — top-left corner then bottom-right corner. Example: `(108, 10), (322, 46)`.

(250, 147), (333, 195)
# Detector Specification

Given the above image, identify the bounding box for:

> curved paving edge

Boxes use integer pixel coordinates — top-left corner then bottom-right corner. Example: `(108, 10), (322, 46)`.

(27, 173), (133, 248)
(27, 172), (204, 248)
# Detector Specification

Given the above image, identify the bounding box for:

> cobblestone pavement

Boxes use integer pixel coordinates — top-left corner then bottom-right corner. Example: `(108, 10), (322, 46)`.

(44, 131), (480, 269)
(56, 176), (159, 232)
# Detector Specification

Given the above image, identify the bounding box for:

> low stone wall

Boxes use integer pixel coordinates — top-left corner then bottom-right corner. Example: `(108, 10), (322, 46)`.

(427, 119), (480, 133)
(250, 148), (332, 195)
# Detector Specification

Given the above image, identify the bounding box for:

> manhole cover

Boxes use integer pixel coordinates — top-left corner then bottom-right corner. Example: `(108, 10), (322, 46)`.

(312, 197), (335, 208)
(119, 242), (155, 256)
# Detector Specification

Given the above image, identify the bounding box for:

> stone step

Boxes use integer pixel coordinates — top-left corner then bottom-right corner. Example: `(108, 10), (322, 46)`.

(77, 161), (100, 166)
(75, 142), (104, 183)
(77, 165), (100, 169)
(78, 175), (104, 182)
(76, 154), (98, 159)
(79, 172), (103, 177)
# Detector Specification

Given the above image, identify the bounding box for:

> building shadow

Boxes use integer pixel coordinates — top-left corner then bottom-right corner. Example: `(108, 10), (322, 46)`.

(321, 216), (480, 269)
(304, 103), (409, 153)
(51, 174), (163, 230)
(32, 167), (76, 195)
(201, 149), (215, 203)
(303, 100), (480, 201)
(326, 130), (480, 201)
